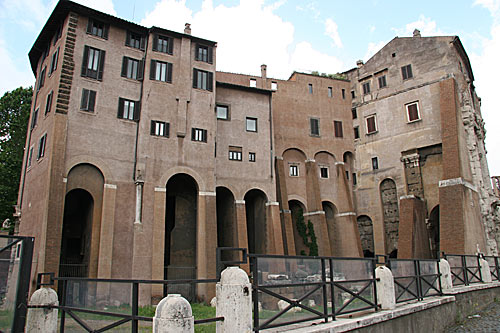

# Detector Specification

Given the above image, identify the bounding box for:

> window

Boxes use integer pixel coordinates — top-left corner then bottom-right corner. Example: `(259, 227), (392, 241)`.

(378, 75), (387, 88)
(308, 84), (313, 94)
(153, 34), (173, 54)
(81, 46), (105, 80)
(195, 44), (213, 63)
(372, 157), (379, 170)
(86, 18), (108, 39)
(193, 69), (213, 91)
(250, 79), (257, 88)
(352, 108), (357, 119)
(216, 105), (229, 120)
(310, 118), (320, 136)
(45, 91), (53, 115)
(401, 64), (413, 80)
(37, 134), (47, 160)
(49, 47), (59, 75)
(354, 126), (360, 139)
(352, 172), (357, 185)
(362, 82), (370, 95)
(249, 152), (256, 162)
(53, 22), (63, 45)
(406, 102), (420, 122)
(37, 66), (46, 91)
(191, 128), (207, 142)
(118, 98), (140, 121)
(334, 121), (343, 138)
(151, 120), (169, 137)
(31, 108), (39, 129)
(366, 115), (377, 134)
(289, 165), (299, 177)
(320, 166), (328, 179)
(149, 60), (172, 83)
(27, 146), (34, 169)
(342, 89), (346, 99)
(121, 57), (144, 80)
(228, 146), (242, 161)
(246, 117), (257, 132)
(125, 31), (145, 50)
(345, 171), (349, 179)
(351, 90), (355, 99)
(328, 87), (333, 98)
(80, 89), (96, 112)
(271, 82), (278, 90)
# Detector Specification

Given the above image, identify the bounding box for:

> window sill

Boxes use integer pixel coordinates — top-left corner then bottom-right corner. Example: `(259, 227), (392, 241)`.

(79, 110), (96, 116)
(86, 33), (108, 41)
(407, 118), (422, 124)
(366, 130), (378, 136)
(310, 134), (321, 138)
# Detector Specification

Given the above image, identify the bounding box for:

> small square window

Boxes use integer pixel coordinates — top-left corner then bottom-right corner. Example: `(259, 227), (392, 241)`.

(362, 82), (370, 95)
(37, 66), (46, 91)
(406, 102), (420, 122)
(118, 98), (140, 121)
(45, 91), (53, 115)
(31, 108), (39, 129)
(27, 146), (34, 169)
(372, 157), (379, 170)
(366, 115), (377, 134)
(402, 64), (413, 80)
(196, 44), (213, 63)
(328, 87), (333, 98)
(250, 79), (257, 87)
(320, 167), (328, 178)
(334, 121), (343, 138)
(345, 171), (349, 179)
(153, 34), (173, 54)
(193, 68), (213, 91)
(271, 82), (278, 90)
(229, 146), (242, 161)
(352, 108), (357, 119)
(290, 165), (299, 177)
(351, 90), (355, 99)
(249, 152), (256, 162)
(246, 117), (257, 132)
(151, 120), (169, 137)
(342, 89), (346, 99)
(80, 89), (96, 112)
(126, 31), (145, 50)
(37, 133), (47, 160)
(378, 75), (387, 88)
(192, 128), (207, 142)
(310, 118), (320, 136)
(216, 105), (229, 120)
(308, 84), (313, 94)
(86, 18), (109, 39)
(354, 126), (360, 139)
(49, 47), (59, 75)
(352, 172), (357, 185)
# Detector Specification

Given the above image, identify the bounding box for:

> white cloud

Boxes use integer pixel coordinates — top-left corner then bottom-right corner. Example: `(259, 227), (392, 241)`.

(141, 0), (192, 32)
(473, 0), (500, 15)
(290, 41), (343, 74)
(392, 15), (445, 37)
(324, 18), (342, 48)
(72, 0), (116, 16)
(0, 0), (57, 30)
(0, 38), (35, 94)
(363, 41), (387, 62)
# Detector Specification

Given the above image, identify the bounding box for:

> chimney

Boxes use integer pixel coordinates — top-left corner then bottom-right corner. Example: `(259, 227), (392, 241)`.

(413, 29), (421, 37)
(261, 64), (267, 81)
(356, 60), (364, 68)
(184, 23), (191, 35)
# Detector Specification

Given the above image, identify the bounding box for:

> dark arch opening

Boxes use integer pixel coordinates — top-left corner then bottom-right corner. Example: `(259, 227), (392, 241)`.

(216, 187), (237, 262)
(322, 202), (337, 256)
(245, 189), (267, 254)
(289, 200), (308, 256)
(429, 205), (440, 259)
(380, 178), (399, 257)
(356, 215), (374, 258)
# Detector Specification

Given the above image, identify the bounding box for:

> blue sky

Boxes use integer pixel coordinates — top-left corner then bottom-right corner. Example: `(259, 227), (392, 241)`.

(1, 0), (500, 177)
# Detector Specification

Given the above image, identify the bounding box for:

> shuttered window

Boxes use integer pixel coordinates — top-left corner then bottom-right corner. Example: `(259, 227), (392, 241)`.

(125, 31), (146, 50)
(334, 121), (343, 138)
(80, 89), (96, 112)
(152, 34), (174, 54)
(366, 115), (377, 134)
(117, 98), (140, 121)
(193, 69), (213, 91)
(310, 118), (320, 136)
(86, 18), (109, 39)
(150, 60), (172, 83)
(121, 57), (144, 80)
(195, 44), (213, 63)
(81, 46), (105, 81)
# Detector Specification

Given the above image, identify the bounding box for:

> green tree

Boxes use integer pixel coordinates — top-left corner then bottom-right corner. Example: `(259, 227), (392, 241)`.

(0, 87), (32, 232)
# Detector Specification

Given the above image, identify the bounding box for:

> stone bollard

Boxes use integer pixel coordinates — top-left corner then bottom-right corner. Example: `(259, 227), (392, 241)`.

(480, 258), (493, 283)
(375, 266), (396, 310)
(439, 259), (453, 291)
(216, 267), (252, 333)
(153, 294), (194, 333)
(25, 288), (59, 333)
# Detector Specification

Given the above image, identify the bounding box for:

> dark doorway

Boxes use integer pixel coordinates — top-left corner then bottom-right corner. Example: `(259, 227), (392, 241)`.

(356, 215), (375, 258)
(289, 200), (308, 256)
(216, 187), (237, 262)
(245, 189), (267, 254)
(429, 205), (440, 259)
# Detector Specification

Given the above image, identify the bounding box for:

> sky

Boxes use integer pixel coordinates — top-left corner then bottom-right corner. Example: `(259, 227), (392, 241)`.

(1, 0), (500, 177)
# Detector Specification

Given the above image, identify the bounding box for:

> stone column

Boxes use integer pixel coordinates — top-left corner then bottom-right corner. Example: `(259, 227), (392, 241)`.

(153, 294), (194, 333)
(151, 186), (167, 299)
(235, 200), (249, 273)
(398, 195), (430, 259)
(266, 201), (284, 254)
(134, 179), (144, 224)
(275, 157), (296, 255)
(197, 192), (217, 301)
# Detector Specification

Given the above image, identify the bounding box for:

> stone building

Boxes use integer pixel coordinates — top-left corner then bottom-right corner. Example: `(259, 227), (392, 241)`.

(16, 1), (500, 301)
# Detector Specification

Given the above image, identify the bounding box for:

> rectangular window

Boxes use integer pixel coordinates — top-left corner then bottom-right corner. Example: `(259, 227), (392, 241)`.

(149, 60), (173, 83)
(345, 171), (349, 179)
(352, 108), (357, 119)
(289, 165), (299, 177)
(48, 47), (59, 75)
(228, 146), (242, 161)
(216, 105), (229, 120)
(328, 87), (332, 98)
(191, 128), (207, 142)
(310, 118), (320, 136)
(250, 78), (257, 87)
(37, 66), (46, 91)
(37, 134), (47, 160)
(121, 57), (144, 80)
(362, 82), (370, 94)
(27, 146), (34, 168)
(354, 126), (360, 139)
(406, 102), (420, 122)
(150, 120), (169, 137)
(342, 89), (346, 99)
(352, 172), (357, 185)
(334, 121), (343, 138)
(351, 90), (355, 99)
(372, 157), (379, 170)
(320, 166), (328, 179)
(118, 98), (140, 121)
(401, 64), (413, 80)
(81, 46), (105, 80)
(308, 83), (313, 94)
(246, 117), (257, 132)
(153, 34), (173, 54)
(271, 82), (278, 90)
(195, 44), (213, 63)
(45, 91), (53, 115)
(31, 108), (39, 130)
(80, 88), (96, 112)
(366, 115), (377, 134)
(249, 152), (256, 162)
(193, 68), (213, 91)
(125, 31), (145, 50)
(378, 75), (387, 88)
(86, 18), (109, 39)
(53, 22), (63, 45)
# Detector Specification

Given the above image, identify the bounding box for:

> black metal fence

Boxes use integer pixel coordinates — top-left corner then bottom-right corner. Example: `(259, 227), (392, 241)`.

(443, 253), (483, 286)
(484, 255), (500, 282)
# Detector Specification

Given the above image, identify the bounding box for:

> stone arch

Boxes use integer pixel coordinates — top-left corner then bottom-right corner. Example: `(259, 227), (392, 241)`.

(343, 151), (355, 181)
(244, 189), (268, 254)
(356, 215), (374, 258)
(428, 205), (440, 259)
(216, 186), (237, 261)
(380, 178), (399, 258)
(65, 155), (113, 182)
(322, 201), (338, 255)
(315, 151), (337, 179)
(288, 199), (308, 255)
(160, 166), (206, 192)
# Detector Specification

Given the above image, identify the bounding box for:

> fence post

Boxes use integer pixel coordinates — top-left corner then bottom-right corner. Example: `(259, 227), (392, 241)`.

(439, 259), (453, 291)
(375, 266), (395, 310)
(479, 258), (493, 283)
(153, 294), (194, 333)
(216, 267), (252, 333)
(25, 288), (58, 333)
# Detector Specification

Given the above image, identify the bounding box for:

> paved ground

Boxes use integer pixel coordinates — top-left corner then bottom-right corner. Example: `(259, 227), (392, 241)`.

(445, 300), (500, 332)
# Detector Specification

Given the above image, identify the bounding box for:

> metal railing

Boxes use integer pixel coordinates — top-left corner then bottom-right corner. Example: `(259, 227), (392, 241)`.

(443, 253), (483, 286)
(484, 255), (500, 281)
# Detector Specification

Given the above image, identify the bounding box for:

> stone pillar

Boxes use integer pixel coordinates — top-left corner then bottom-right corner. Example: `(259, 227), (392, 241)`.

(197, 192), (217, 301)
(266, 201), (284, 254)
(153, 294), (194, 333)
(216, 267), (252, 333)
(480, 258), (493, 283)
(134, 179), (144, 224)
(152, 187), (167, 299)
(439, 259), (453, 291)
(401, 153), (424, 198)
(235, 200), (249, 273)
(375, 266), (396, 310)
(26, 288), (59, 333)
(398, 195), (430, 259)
(275, 157), (296, 255)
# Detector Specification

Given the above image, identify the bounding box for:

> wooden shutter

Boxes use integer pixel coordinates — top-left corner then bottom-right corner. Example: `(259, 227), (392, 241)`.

(133, 102), (141, 121)
(193, 69), (198, 88)
(138, 59), (144, 81)
(408, 104), (419, 121)
(168, 37), (173, 54)
(367, 117), (376, 133)
(81, 89), (89, 110)
(86, 18), (92, 34)
(88, 90), (96, 112)
(208, 46), (213, 64)
(150, 60), (157, 80)
(140, 36), (146, 50)
(167, 63), (173, 83)
(195, 44), (199, 60)
(152, 35), (158, 51)
(150, 121), (155, 135)
(117, 98), (124, 118)
(191, 128), (196, 140)
(81, 46), (89, 77)
(121, 57), (128, 77)
(208, 72), (213, 91)
(125, 31), (131, 47)
(97, 50), (105, 81)
(103, 24), (109, 39)
(165, 123), (170, 137)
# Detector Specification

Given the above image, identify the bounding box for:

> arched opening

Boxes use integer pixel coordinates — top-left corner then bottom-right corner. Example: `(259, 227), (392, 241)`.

(343, 151), (354, 181)
(289, 200), (308, 255)
(322, 201), (338, 255)
(59, 189), (94, 277)
(245, 189), (268, 254)
(380, 179), (399, 258)
(216, 187), (237, 262)
(164, 174), (198, 284)
(428, 205), (440, 259)
(357, 215), (374, 258)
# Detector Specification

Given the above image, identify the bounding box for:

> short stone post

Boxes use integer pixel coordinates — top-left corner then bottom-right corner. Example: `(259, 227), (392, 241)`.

(216, 267), (252, 333)
(439, 259), (453, 291)
(26, 288), (59, 333)
(480, 258), (493, 283)
(375, 266), (396, 310)
(153, 294), (194, 333)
